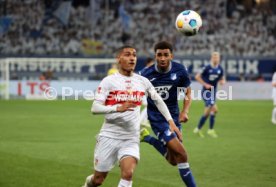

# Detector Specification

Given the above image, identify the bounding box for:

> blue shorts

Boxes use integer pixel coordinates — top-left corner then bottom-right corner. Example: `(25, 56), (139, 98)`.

(150, 120), (182, 146)
(201, 89), (216, 107)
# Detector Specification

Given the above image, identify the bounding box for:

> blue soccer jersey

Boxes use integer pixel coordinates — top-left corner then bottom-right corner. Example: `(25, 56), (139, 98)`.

(141, 61), (191, 132)
(200, 64), (224, 106)
(201, 64), (224, 89)
(138, 65), (153, 75)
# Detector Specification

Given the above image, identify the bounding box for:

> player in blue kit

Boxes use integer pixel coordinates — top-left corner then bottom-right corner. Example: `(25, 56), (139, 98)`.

(193, 51), (225, 138)
(140, 41), (196, 187)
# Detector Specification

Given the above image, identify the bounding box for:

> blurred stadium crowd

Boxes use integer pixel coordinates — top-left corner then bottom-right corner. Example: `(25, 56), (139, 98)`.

(0, 0), (275, 57)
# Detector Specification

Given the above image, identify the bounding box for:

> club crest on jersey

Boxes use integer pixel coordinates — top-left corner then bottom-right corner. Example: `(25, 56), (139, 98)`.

(170, 73), (177, 80)
(125, 80), (133, 90)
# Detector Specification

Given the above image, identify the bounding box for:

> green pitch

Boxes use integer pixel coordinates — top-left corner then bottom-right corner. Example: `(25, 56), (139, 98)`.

(0, 100), (275, 187)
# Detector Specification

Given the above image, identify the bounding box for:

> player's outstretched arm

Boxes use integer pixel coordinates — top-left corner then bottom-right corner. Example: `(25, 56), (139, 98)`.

(168, 119), (183, 142)
(179, 87), (192, 123)
(195, 73), (212, 89)
(91, 100), (118, 114)
(91, 100), (137, 114)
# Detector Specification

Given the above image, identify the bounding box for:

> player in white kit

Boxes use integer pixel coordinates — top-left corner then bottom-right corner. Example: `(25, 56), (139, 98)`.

(272, 71), (276, 124)
(138, 57), (155, 127)
(82, 46), (181, 187)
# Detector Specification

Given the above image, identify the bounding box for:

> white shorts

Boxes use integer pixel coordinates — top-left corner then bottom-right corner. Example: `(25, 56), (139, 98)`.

(93, 136), (140, 172)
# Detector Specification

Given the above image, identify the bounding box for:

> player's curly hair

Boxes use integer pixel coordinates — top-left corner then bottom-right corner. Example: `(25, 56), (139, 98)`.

(154, 41), (173, 53)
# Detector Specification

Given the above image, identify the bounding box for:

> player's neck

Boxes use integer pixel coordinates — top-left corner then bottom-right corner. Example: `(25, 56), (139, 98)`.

(155, 63), (172, 73)
(211, 63), (218, 68)
(119, 69), (133, 77)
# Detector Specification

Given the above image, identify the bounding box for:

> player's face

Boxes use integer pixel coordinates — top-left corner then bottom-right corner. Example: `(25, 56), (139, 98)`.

(155, 49), (173, 71)
(117, 48), (137, 73)
(211, 52), (220, 67)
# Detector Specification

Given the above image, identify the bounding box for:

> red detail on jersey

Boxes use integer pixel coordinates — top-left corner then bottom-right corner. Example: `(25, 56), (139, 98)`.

(105, 90), (145, 106)
(18, 82), (22, 96)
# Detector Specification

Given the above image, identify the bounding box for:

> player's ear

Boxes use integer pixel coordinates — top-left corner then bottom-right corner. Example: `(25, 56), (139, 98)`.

(116, 54), (121, 63)
(154, 52), (158, 59)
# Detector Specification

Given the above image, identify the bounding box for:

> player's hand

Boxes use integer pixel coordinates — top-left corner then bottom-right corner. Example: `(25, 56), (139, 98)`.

(204, 83), (212, 90)
(168, 119), (183, 142)
(179, 111), (189, 123)
(219, 79), (226, 85)
(117, 101), (137, 112)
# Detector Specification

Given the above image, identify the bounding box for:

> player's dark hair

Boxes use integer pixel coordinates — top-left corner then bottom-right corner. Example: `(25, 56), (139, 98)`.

(145, 57), (154, 65)
(273, 65), (276, 73)
(116, 45), (136, 56)
(154, 41), (173, 53)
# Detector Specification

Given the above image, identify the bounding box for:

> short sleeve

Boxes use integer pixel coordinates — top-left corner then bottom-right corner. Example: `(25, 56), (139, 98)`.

(219, 66), (224, 80)
(180, 65), (191, 88)
(201, 65), (208, 77)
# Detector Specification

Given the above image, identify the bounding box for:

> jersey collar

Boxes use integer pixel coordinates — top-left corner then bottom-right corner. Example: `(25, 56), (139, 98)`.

(154, 61), (172, 74)
(210, 63), (219, 68)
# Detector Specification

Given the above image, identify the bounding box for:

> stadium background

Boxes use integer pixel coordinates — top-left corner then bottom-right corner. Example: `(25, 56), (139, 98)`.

(0, 0), (276, 187)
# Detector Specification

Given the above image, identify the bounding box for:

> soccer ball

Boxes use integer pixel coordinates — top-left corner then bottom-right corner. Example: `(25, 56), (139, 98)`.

(175, 10), (202, 36)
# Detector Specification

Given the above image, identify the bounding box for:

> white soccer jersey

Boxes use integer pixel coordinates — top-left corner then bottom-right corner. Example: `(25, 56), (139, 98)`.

(272, 72), (276, 103)
(94, 72), (153, 141)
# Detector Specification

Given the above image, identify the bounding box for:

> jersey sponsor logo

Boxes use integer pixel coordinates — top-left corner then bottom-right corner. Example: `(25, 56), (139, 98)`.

(209, 74), (219, 81)
(154, 85), (172, 100)
(170, 73), (177, 80)
(154, 85), (172, 94)
(105, 90), (145, 105)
